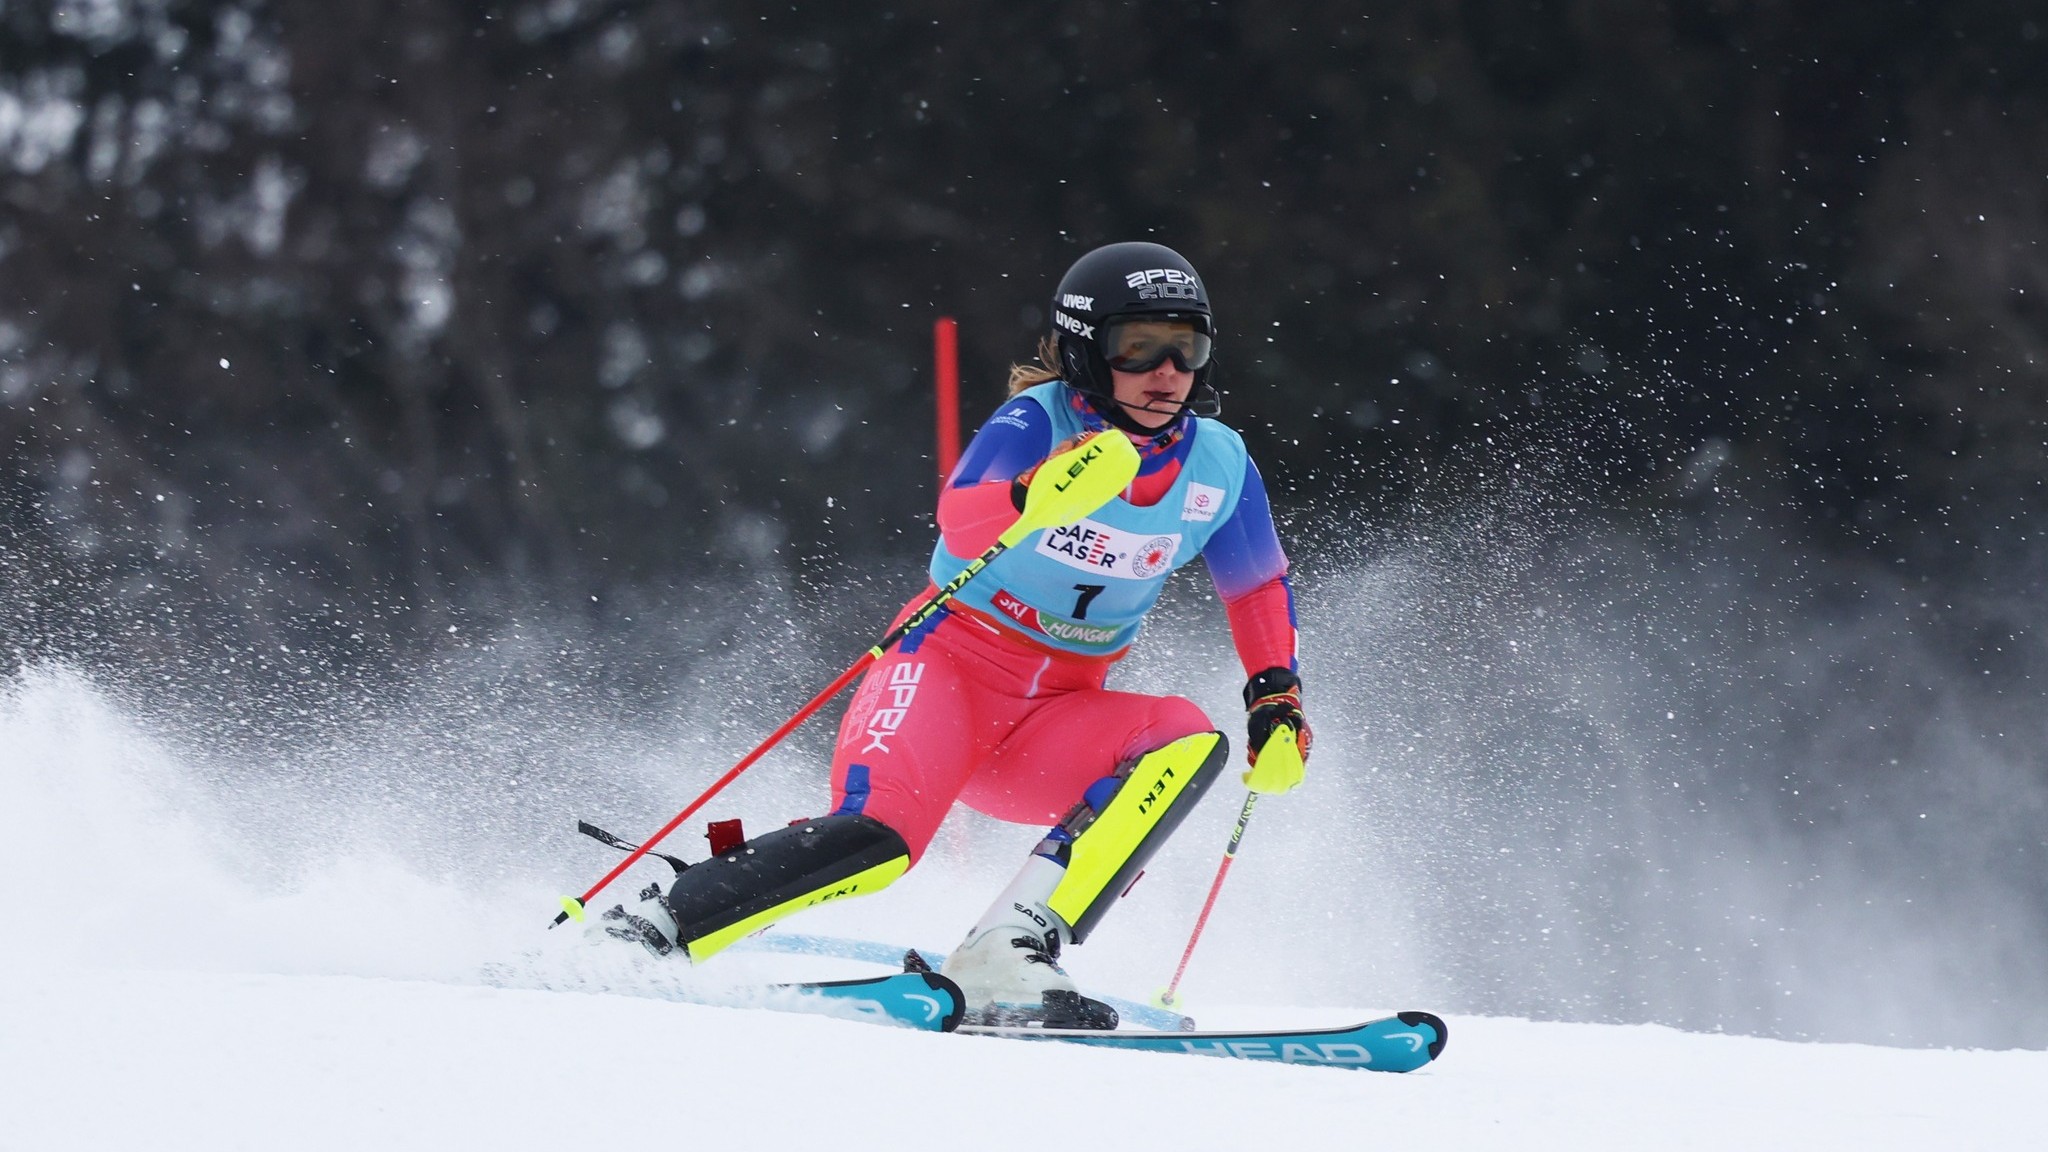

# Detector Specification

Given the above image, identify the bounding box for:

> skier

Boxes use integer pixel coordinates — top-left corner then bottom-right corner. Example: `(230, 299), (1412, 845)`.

(636, 241), (1311, 1027)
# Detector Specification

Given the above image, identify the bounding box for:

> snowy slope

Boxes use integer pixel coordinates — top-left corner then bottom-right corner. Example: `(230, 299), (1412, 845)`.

(3, 668), (2041, 1151)
(6, 966), (2040, 1151)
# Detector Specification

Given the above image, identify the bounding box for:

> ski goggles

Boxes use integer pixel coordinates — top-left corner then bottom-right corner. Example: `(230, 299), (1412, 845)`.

(1099, 316), (1213, 373)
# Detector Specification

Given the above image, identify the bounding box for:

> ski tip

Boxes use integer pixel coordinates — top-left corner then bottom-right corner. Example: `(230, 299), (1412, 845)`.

(1397, 1010), (1449, 1062)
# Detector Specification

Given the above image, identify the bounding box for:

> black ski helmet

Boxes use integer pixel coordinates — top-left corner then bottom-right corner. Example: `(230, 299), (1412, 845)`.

(1050, 241), (1221, 423)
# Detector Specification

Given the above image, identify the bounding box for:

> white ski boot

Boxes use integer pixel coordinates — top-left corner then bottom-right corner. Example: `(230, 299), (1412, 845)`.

(940, 854), (1117, 1029)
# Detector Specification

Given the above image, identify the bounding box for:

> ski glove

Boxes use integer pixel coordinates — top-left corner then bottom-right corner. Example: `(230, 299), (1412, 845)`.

(1242, 667), (1311, 794)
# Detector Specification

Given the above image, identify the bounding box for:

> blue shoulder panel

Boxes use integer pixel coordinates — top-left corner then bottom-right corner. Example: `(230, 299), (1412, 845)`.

(949, 394), (1052, 487)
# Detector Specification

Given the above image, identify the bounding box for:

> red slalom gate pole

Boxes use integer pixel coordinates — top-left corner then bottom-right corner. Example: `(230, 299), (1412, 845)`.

(934, 316), (960, 484)
(1158, 791), (1259, 1009)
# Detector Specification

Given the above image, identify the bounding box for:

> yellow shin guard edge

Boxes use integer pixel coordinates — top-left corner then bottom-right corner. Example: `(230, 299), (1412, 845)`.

(681, 853), (910, 964)
(1046, 731), (1224, 937)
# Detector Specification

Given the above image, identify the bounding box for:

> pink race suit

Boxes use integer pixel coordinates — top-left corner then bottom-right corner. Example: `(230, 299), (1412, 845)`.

(828, 598), (1212, 861)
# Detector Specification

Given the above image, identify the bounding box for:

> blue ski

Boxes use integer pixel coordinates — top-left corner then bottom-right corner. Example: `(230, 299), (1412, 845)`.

(734, 931), (1194, 1031)
(958, 1011), (1448, 1072)
(673, 972), (965, 1032)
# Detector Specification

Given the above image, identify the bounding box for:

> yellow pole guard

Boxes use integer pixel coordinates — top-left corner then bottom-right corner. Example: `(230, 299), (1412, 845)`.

(1003, 430), (1141, 547)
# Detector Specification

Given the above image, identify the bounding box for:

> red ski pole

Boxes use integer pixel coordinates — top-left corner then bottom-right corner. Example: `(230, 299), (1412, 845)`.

(1155, 722), (1302, 1006)
(551, 430), (1141, 928)
(1156, 790), (1258, 1009)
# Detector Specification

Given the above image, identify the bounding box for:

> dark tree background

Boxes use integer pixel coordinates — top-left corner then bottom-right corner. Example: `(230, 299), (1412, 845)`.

(7, 0), (2043, 652)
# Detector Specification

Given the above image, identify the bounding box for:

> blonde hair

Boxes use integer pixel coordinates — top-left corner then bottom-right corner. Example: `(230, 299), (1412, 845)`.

(1005, 335), (1064, 395)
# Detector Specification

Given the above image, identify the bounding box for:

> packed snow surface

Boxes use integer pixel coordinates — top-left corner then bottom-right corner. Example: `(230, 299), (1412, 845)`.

(7, 967), (2039, 1150)
(3, 668), (2039, 1150)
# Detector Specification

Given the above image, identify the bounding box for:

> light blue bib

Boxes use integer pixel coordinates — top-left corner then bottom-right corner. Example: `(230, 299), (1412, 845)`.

(929, 382), (1250, 655)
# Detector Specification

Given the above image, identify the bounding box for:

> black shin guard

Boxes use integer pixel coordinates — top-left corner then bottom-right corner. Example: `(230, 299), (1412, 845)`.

(662, 813), (911, 962)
